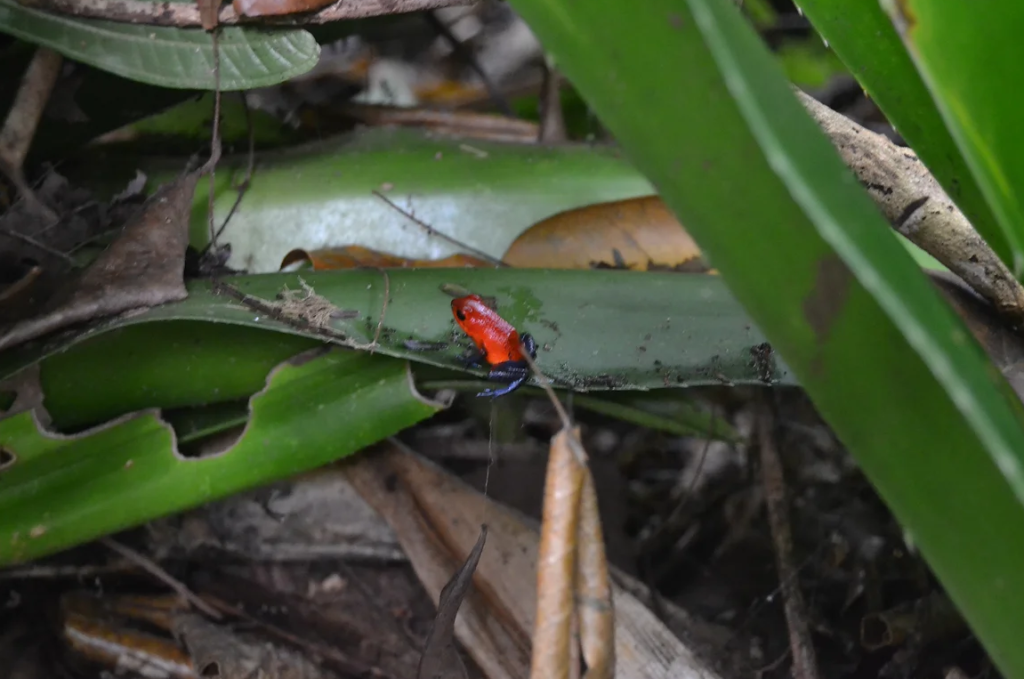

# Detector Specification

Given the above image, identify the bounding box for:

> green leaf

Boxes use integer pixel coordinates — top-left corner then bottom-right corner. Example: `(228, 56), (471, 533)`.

(0, 269), (797, 399)
(65, 128), (655, 273)
(0, 0), (319, 90)
(185, 127), (658, 272)
(880, 0), (1024, 274)
(502, 0), (1024, 673)
(0, 349), (441, 565)
(794, 0), (1016, 269)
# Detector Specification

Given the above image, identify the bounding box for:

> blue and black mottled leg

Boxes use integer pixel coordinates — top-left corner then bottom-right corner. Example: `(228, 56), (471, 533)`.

(521, 333), (538, 359)
(457, 346), (486, 369)
(476, 360), (531, 398)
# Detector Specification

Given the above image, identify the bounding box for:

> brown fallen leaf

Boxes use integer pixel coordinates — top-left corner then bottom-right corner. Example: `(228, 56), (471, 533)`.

(342, 441), (726, 679)
(503, 196), (712, 272)
(280, 245), (492, 271)
(0, 169), (199, 353)
(417, 526), (487, 679)
(173, 613), (335, 679)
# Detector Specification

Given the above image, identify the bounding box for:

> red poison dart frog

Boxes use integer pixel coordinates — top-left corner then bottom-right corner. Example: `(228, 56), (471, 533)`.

(451, 294), (537, 398)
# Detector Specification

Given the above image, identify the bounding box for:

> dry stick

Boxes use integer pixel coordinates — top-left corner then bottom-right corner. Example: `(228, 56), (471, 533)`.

(538, 58), (567, 144)
(372, 190), (507, 268)
(19, 0), (473, 27)
(795, 88), (1024, 327)
(424, 10), (513, 118)
(204, 31), (223, 244)
(209, 93), (256, 250)
(100, 538), (222, 620)
(756, 396), (821, 679)
(0, 47), (62, 172)
(0, 228), (76, 265)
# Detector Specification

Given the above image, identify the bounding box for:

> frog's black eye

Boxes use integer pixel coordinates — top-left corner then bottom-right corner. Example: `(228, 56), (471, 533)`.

(456, 309), (466, 321)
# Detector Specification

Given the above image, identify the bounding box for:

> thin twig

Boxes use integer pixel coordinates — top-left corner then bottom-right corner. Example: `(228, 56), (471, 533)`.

(204, 31), (223, 245)
(372, 190), (506, 267)
(0, 228), (76, 265)
(209, 92), (256, 250)
(0, 47), (62, 172)
(756, 395), (821, 679)
(100, 537), (222, 619)
(538, 58), (566, 143)
(425, 10), (513, 117)
(369, 267), (390, 352)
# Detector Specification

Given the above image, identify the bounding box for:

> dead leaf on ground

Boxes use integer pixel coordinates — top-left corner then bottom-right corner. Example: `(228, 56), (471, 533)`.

(503, 195), (713, 272)
(280, 245), (492, 271)
(341, 441), (726, 679)
(417, 526), (487, 679)
(0, 169), (199, 353)
(174, 612), (335, 679)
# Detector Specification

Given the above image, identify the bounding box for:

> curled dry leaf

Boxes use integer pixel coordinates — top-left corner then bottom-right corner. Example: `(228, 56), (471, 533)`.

(342, 440), (724, 679)
(417, 526), (487, 679)
(0, 169), (199, 353)
(531, 427), (585, 679)
(533, 426), (614, 679)
(503, 196), (712, 272)
(280, 245), (492, 271)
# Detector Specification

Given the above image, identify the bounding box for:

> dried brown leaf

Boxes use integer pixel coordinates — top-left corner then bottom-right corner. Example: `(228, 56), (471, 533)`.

(576, 472), (614, 679)
(531, 426), (585, 679)
(343, 441), (723, 679)
(173, 613), (334, 679)
(0, 169), (198, 352)
(417, 526), (488, 679)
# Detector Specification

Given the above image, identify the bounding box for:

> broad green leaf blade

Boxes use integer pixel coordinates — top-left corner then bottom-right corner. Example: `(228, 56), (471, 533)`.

(0, 0), (318, 90)
(39, 322), (319, 431)
(502, 0), (1024, 673)
(0, 269), (797, 395)
(0, 349), (440, 565)
(793, 0), (1015, 268)
(184, 128), (655, 272)
(881, 0), (1024, 274)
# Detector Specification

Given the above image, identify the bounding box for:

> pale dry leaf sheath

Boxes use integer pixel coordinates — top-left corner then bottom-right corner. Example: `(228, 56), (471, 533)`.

(576, 470), (615, 679)
(796, 89), (1024, 326)
(531, 426), (586, 679)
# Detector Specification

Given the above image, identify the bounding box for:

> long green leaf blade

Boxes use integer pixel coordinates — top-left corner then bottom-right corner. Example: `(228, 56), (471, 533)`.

(0, 349), (439, 564)
(0, 270), (798, 397)
(502, 0), (1024, 673)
